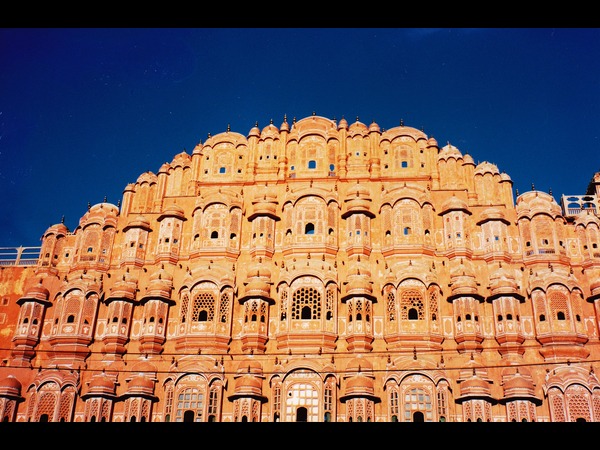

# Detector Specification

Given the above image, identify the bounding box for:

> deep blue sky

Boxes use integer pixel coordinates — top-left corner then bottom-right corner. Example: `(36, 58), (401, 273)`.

(1, 28), (599, 248)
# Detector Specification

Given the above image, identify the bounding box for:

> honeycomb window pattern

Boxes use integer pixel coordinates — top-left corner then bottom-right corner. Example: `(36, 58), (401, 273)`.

(400, 289), (424, 320)
(192, 292), (215, 322)
(291, 287), (321, 320)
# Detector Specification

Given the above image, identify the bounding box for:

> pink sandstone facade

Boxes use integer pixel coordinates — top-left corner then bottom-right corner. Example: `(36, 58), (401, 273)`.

(1, 113), (600, 422)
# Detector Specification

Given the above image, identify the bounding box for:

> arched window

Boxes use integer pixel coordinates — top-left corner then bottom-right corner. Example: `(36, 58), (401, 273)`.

(308, 160), (316, 169)
(305, 223), (315, 235)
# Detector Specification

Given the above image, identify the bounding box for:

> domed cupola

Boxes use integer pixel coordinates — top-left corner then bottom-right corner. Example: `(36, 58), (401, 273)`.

(488, 262), (523, 300)
(463, 153), (475, 165)
(477, 207), (510, 226)
(17, 278), (50, 305)
(348, 117), (368, 135)
(260, 119), (279, 139)
(171, 150), (192, 169)
(439, 194), (471, 216)
(368, 120), (380, 133)
(456, 368), (493, 400)
(158, 203), (186, 222)
(449, 259), (482, 299)
(516, 190), (562, 220)
(279, 115), (290, 132)
(248, 121), (261, 138)
(342, 264), (374, 301)
(342, 182), (375, 218)
(240, 259), (273, 301)
(125, 375), (155, 397)
(123, 214), (152, 232)
(142, 264), (175, 304)
(474, 161), (500, 176)
(82, 371), (117, 398)
(340, 356), (378, 401)
(80, 202), (120, 230)
(0, 375), (23, 399)
(43, 222), (69, 239)
(107, 268), (137, 302)
(499, 367), (541, 404)
(438, 143), (463, 162)
(228, 358), (267, 401)
(123, 362), (158, 399)
(248, 190), (279, 221)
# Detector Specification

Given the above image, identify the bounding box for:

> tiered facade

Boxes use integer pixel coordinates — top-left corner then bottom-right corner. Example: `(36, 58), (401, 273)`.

(1, 113), (600, 422)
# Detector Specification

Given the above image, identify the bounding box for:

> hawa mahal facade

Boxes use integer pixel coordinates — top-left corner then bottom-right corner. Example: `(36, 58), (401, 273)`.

(1, 113), (600, 422)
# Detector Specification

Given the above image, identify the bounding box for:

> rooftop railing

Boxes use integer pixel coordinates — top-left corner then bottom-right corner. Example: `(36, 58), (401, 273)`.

(0, 246), (41, 266)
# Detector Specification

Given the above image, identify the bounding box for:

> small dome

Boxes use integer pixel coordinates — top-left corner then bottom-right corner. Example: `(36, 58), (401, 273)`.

(261, 120), (279, 139)
(44, 222), (69, 237)
(235, 374), (262, 390)
(503, 373), (534, 391)
(171, 151), (192, 168)
(516, 191), (562, 219)
(343, 183), (374, 217)
(22, 280), (50, 302)
(460, 375), (490, 395)
(345, 374), (375, 393)
(80, 202), (119, 229)
(128, 375), (154, 394)
(279, 116), (290, 132)
(249, 191), (279, 220)
(489, 264), (519, 296)
(463, 154), (475, 165)
(348, 118), (368, 134)
(248, 122), (260, 138)
(144, 266), (174, 301)
(136, 171), (158, 185)
(108, 277), (137, 301)
(439, 195), (470, 215)
(158, 162), (170, 174)
(337, 117), (349, 130)
(477, 207), (508, 225)
(474, 161), (499, 176)
(244, 278), (271, 297)
(438, 143), (463, 161)
(0, 375), (22, 397)
(159, 203), (186, 221)
(124, 214), (151, 231)
(89, 374), (115, 390)
(345, 271), (373, 297)
(368, 121), (380, 133)
(86, 373), (117, 397)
